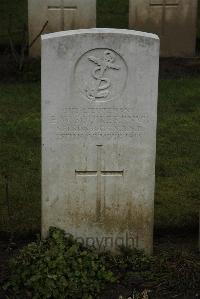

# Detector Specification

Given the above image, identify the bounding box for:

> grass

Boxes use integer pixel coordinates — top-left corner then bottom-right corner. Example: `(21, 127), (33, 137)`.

(0, 77), (199, 235)
(0, 82), (41, 234)
(155, 78), (200, 231)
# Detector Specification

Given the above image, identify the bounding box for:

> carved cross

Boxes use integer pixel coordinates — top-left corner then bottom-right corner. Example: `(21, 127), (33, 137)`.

(48, 0), (77, 30)
(75, 145), (124, 221)
(150, 0), (179, 35)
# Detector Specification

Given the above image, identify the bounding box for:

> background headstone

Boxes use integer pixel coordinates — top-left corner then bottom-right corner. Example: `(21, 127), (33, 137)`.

(42, 28), (159, 254)
(129, 0), (198, 57)
(28, 0), (96, 57)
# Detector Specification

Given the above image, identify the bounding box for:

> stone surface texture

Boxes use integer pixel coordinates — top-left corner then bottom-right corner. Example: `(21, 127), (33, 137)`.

(129, 0), (198, 57)
(28, 0), (96, 57)
(42, 29), (159, 254)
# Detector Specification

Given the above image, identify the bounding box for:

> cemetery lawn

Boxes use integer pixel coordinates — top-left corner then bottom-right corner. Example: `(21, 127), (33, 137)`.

(0, 82), (41, 234)
(156, 77), (200, 232)
(0, 76), (199, 236)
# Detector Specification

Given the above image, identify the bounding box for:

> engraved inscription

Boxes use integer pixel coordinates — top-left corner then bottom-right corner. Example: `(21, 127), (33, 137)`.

(48, 108), (149, 138)
(74, 49), (128, 103)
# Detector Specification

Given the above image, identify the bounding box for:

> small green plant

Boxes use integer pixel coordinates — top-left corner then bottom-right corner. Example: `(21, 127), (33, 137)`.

(3, 227), (115, 299)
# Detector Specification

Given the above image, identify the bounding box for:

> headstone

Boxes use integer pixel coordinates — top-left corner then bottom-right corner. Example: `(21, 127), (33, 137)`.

(28, 0), (96, 57)
(42, 28), (159, 254)
(129, 0), (198, 57)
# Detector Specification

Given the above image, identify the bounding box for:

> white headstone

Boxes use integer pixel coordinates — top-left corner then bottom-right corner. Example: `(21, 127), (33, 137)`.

(129, 0), (198, 57)
(42, 29), (159, 254)
(28, 0), (96, 57)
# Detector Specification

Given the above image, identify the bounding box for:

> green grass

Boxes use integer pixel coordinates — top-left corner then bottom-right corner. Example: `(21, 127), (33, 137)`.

(0, 78), (199, 235)
(0, 82), (41, 234)
(155, 78), (200, 231)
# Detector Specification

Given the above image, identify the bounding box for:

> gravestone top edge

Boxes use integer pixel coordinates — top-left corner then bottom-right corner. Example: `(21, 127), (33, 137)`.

(41, 28), (160, 41)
